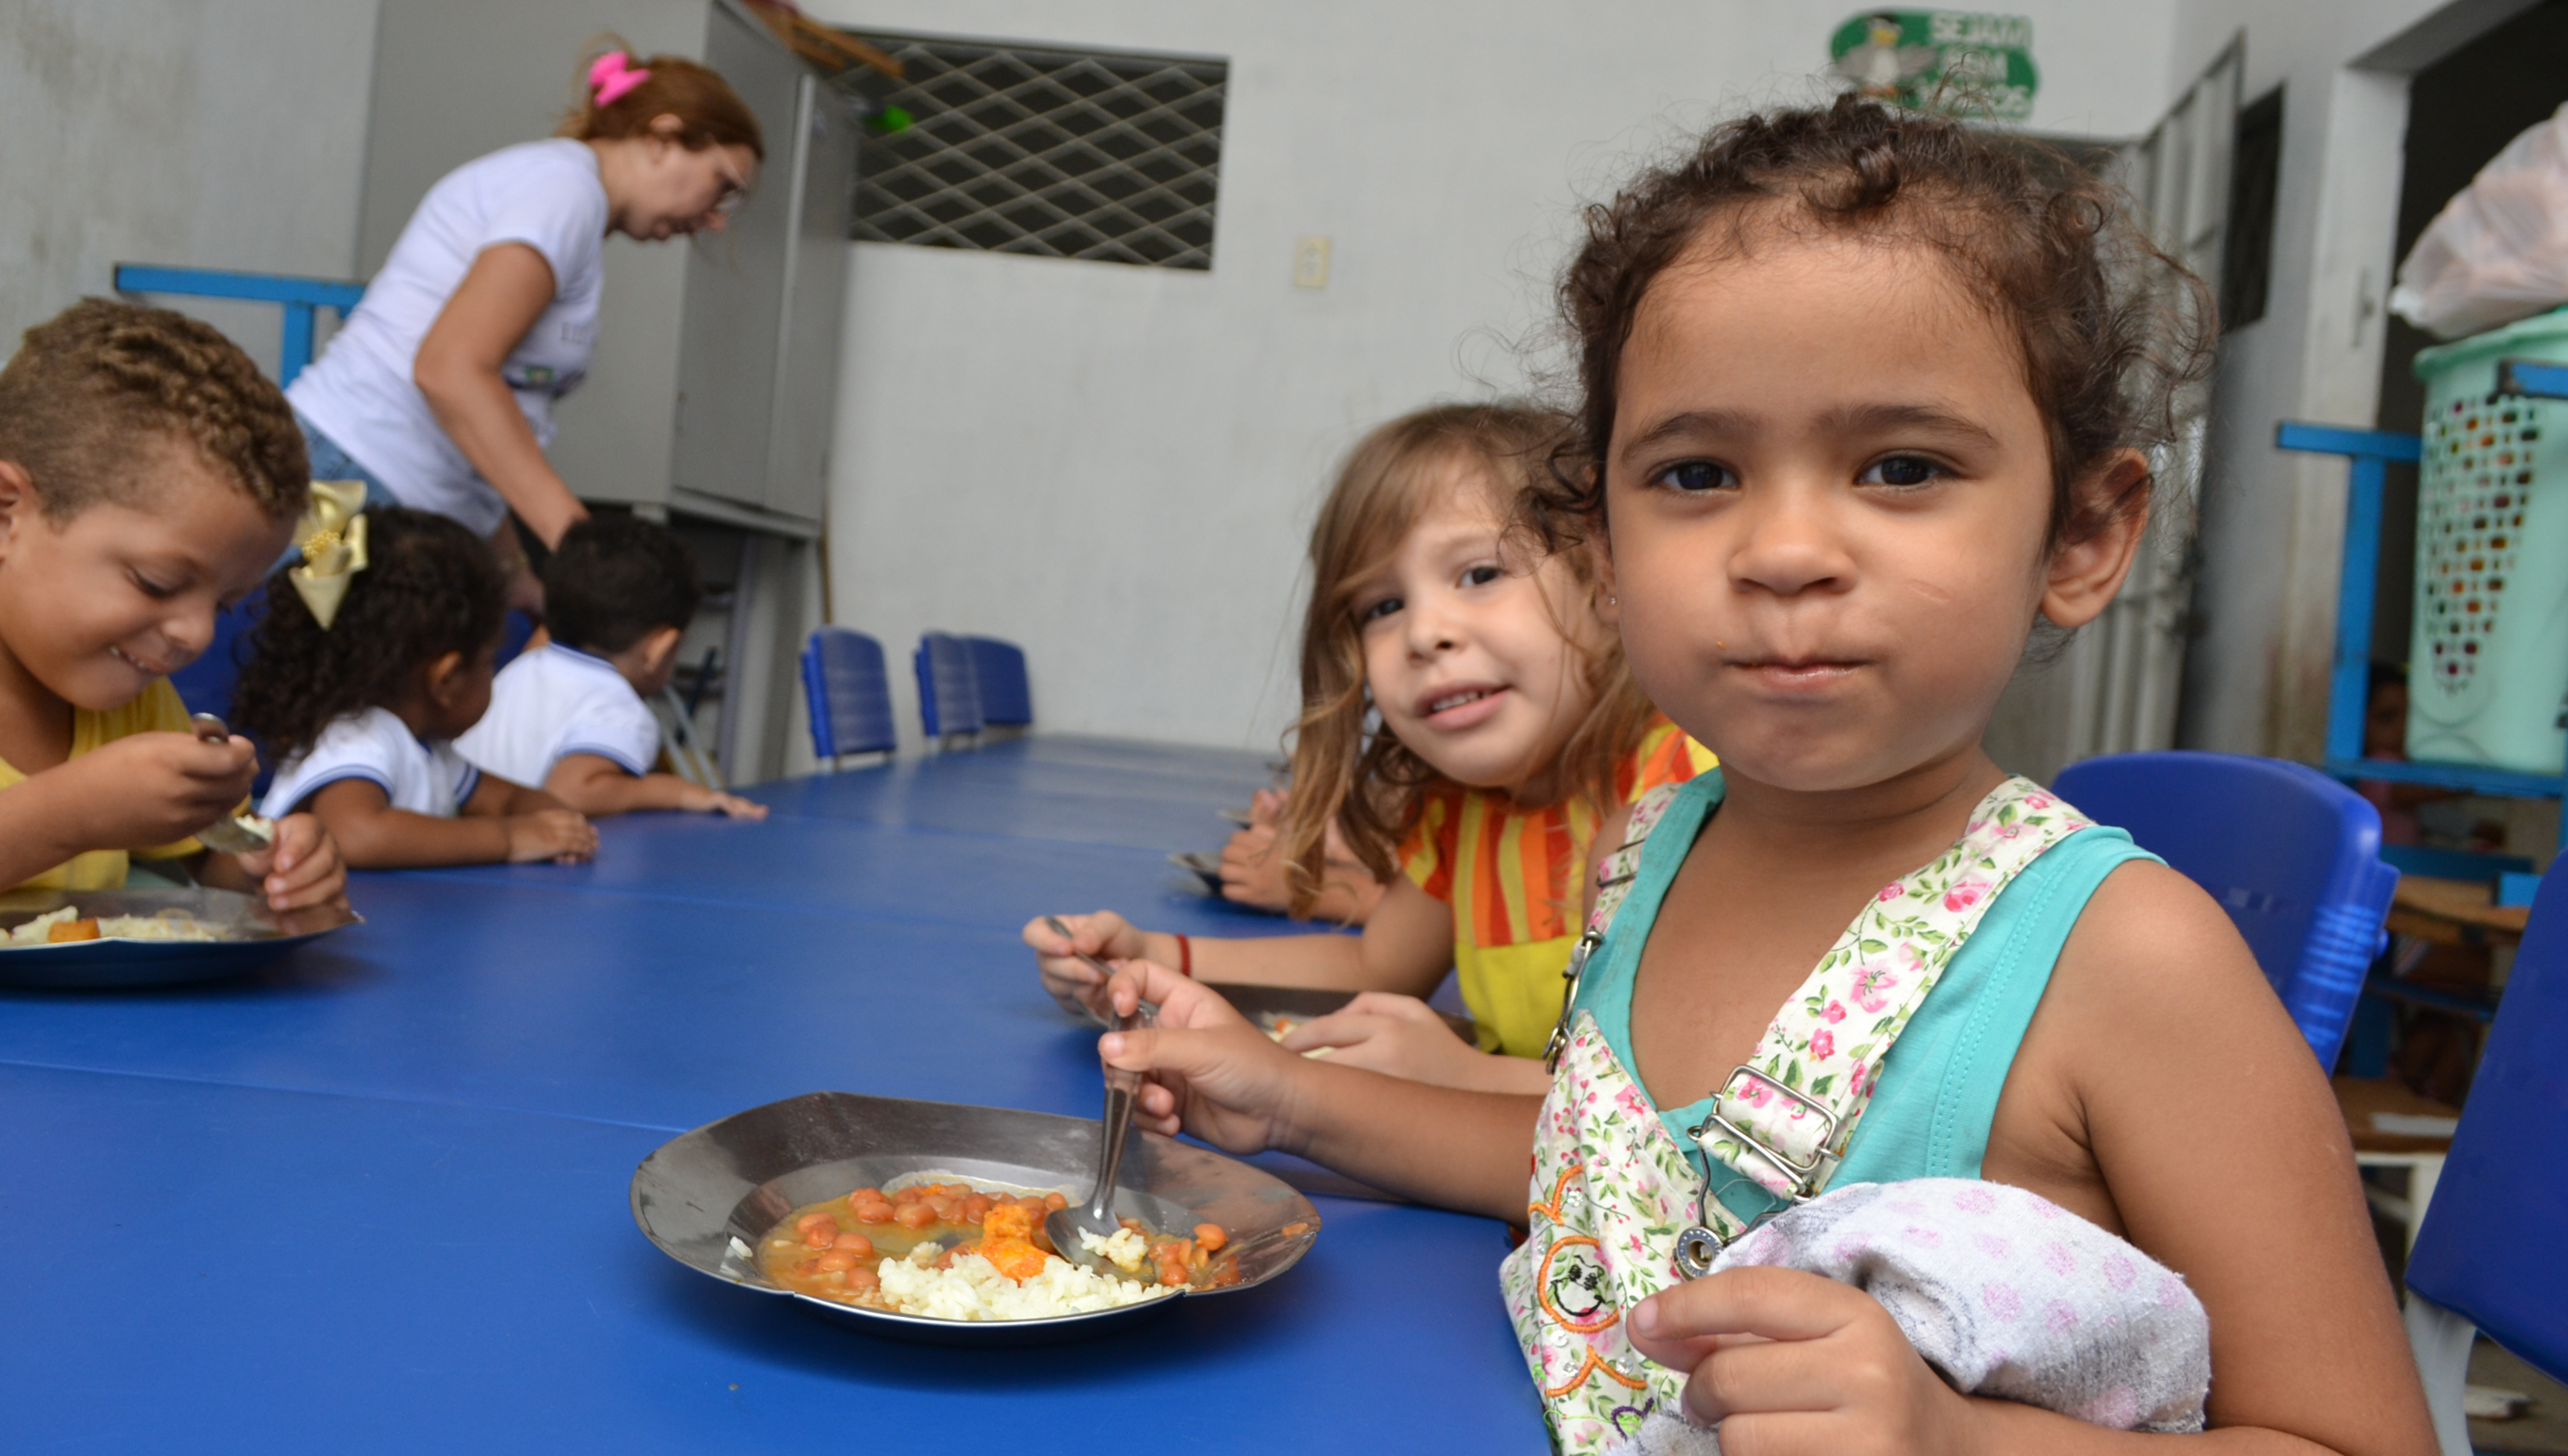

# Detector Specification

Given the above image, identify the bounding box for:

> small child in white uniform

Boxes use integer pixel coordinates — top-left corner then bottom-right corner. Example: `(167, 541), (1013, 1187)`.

(458, 514), (764, 819)
(236, 504), (597, 868)
(265, 706), (484, 821)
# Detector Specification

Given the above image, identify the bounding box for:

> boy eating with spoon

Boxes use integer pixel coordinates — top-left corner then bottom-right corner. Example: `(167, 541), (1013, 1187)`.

(0, 299), (345, 909)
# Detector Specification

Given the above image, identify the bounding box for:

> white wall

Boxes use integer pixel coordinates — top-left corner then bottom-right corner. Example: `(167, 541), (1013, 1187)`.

(2171, 0), (2542, 759)
(0, 0), (379, 378)
(812, 0), (2180, 753)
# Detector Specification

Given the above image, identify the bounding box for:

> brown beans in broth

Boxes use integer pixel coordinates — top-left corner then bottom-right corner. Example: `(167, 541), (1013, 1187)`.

(758, 1176), (1239, 1313)
(759, 1180), (1069, 1307)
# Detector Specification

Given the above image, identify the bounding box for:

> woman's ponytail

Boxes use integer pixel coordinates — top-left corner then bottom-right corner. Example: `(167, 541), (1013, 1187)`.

(560, 36), (765, 160)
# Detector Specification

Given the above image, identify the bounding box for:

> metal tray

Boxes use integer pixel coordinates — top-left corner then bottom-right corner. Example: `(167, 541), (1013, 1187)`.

(0, 887), (362, 989)
(630, 1091), (1321, 1347)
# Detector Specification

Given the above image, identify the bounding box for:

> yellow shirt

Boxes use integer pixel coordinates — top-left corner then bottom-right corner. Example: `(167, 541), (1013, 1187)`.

(1397, 718), (1717, 1058)
(0, 679), (208, 891)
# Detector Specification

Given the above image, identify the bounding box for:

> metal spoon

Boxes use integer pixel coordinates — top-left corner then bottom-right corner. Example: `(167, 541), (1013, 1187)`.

(1043, 914), (1125, 1029)
(187, 714), (274, 855)
(1042, 914), (1121, 984)
(1045, 997), (1154, 1275)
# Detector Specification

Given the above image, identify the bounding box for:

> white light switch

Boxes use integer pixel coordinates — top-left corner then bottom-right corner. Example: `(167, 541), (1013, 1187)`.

(1293, 235), (1332, 290)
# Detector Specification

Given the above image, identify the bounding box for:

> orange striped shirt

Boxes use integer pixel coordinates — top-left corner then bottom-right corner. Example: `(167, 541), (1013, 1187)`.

(1398, 718), (1715, 1056)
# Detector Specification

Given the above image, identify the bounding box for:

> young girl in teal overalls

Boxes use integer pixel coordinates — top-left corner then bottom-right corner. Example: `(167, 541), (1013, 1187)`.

(1083, 97), (2434, 1455)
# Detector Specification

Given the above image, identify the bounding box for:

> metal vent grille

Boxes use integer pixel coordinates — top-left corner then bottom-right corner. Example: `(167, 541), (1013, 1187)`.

(852, 35), (1225, 270)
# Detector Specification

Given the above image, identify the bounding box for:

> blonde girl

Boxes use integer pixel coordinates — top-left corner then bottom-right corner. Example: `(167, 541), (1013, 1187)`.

(1086, 98), (2433, 1455)
(1026, 404), (1713, 1093)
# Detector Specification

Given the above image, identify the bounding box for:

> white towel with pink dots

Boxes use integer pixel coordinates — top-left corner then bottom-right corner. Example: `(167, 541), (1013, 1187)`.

(1622, 1178), (2211, 1455)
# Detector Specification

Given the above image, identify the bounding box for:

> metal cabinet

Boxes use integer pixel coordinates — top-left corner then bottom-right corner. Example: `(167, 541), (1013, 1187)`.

(672, 4), (858, 526)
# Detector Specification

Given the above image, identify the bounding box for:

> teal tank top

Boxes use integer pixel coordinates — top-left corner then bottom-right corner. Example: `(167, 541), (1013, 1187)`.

(1572, 770), (2158, 1227)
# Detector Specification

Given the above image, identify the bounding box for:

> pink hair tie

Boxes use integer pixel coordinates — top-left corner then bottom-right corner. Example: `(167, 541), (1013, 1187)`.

(588, 51), (652, 107)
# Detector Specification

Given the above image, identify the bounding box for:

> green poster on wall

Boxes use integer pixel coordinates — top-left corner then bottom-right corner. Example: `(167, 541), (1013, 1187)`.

(1828, 11), (2038, 121)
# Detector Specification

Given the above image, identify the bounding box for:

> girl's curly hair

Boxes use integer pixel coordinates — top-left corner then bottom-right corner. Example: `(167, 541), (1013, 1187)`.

(232, 506), (505, 760)
(1526, 94), (2214, 553)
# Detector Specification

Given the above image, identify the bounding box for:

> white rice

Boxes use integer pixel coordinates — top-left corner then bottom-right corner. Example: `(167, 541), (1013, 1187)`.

(4, 906), (224, 946)
(1080, 1226), (1152, 1275)
(872, 1240), (1173, 1322)
(94, 913), (223, 942)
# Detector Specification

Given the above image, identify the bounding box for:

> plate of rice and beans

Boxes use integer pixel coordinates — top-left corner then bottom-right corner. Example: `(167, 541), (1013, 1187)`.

(632, 1091), (1321, 1345)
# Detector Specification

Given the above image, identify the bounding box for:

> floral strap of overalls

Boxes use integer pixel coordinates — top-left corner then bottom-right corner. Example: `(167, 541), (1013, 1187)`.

(1542, 786), (1686, 1070)
(1546, 776), (2093, 1244)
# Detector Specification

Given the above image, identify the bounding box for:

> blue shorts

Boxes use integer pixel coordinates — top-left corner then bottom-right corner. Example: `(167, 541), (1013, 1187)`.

(296, 415), (403, 513)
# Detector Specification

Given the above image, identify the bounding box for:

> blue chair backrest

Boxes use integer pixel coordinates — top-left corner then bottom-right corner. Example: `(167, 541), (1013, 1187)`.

(913, 632), (984, 738)
(169, 595), (265, 726)
(965, 636), (1031, 727)
(170, 594), (280, 797)
(2406, 864), (2568, 1381)
(800, 628), (895, 758)
(2051, 750), (2398, 1070)
(496, 608), (538, 672)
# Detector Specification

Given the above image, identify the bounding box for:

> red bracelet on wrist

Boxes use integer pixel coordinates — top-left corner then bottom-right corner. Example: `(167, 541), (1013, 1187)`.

(1174, 933), (1193, 978)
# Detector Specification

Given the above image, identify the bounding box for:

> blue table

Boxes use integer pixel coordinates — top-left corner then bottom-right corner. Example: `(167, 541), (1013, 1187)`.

(0, 736), (1543, 1452)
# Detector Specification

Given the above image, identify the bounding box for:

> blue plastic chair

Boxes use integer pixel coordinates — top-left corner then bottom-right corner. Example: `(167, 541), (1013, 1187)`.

(2052, 751), (2399, 1070)
(168, 596), (265, 726)
(2404, 865), (2568, 1454)
(965, 636), (1031, 728)
(913, 632), (984, 742)
(800, 628), (895, 765)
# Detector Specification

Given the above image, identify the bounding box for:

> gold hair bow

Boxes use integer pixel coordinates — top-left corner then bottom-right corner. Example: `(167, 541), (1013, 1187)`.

(288, 481), (370, 629)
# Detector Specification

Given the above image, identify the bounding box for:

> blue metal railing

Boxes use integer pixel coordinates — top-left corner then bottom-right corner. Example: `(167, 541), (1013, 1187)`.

(112, 264), (366, 386)
(2280, 400), (2568, 878)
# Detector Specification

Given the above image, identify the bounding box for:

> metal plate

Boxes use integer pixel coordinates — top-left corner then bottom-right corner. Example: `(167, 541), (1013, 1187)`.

(0, 888), (363, 989)
(1166, 849), (1225, 895)
(1069, 980), (1481, 1047)
(629, 1091), (1320, 1347)
(1216, 983), (1480, 1047)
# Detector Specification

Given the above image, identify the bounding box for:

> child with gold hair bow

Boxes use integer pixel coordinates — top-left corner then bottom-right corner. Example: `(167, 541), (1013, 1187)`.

(232, 502), (595, 869)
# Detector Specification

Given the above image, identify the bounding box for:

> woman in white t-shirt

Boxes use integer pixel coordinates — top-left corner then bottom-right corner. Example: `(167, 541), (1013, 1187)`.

(288, 44), (762, 608)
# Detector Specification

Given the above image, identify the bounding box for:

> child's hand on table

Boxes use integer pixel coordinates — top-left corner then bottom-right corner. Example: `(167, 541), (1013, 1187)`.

(505, 808), (597, 864)
(1279, 992), (1549, 1093)
(678, 782), (769, 820)
(226, 813), (347, 911)
(1627, 1265), (1978, 1455)
(1216, 788), (1291, 909)
(1095, 959), (1310, 1156)
(1022, 910), (1158, 1017)
(1216, 790), (1384, 923)
(51, 729), (256, 849)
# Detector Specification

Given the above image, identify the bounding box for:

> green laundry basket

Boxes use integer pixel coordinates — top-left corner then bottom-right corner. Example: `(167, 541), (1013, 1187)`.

(2408, 308), (2568, 775)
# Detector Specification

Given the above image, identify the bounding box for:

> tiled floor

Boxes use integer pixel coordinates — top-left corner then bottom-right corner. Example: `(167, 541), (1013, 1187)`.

(2474, 1341), (2568, 1455)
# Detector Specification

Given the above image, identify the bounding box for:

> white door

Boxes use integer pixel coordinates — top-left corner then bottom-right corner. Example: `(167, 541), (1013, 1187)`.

(1984, 39), (2239, 785)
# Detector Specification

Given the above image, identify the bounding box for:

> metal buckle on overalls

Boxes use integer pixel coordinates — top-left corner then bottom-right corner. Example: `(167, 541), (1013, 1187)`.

(1671, 1067), (1844, 1278)
(1542, 929), (1604, 1073)
(1701, 1067), (1841, 1193)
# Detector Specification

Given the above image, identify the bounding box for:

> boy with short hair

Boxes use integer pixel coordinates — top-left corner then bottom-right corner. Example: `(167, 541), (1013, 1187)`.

(0, 298), (346, 906)
(457, 513), (765, 819)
